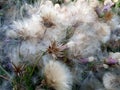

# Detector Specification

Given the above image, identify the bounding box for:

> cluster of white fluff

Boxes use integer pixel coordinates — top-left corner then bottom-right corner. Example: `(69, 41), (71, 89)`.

(43, 60), (72, 90)
(5, 0), (120, 89)
(103, 72), (120, 90)
(109, 52), (120, 60)
(66, 21), (111, 58)
(6, 0), (116, 59)
(6, 14), (45, 40)
(66, 23), (101, 58)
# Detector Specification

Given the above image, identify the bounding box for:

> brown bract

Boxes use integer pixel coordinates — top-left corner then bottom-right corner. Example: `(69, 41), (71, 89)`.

(12, 62), (25, 76)
(104, 11), (113, 21)
(42, 14), (55, 28)
(47, 41), (64, 58)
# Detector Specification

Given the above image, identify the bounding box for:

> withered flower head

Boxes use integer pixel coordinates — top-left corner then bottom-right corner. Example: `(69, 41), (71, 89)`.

(12, 62), (25, 76)
(47, 41), (66, 58)
(103, 72), (120, 90)
(104, 11), (113, 21)
(42, 14), (56, 28)
(17, 28), (31, 40)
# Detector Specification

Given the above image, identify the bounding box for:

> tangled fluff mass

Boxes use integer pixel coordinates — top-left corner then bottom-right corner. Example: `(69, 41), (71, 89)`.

(3, 0), (120, 90)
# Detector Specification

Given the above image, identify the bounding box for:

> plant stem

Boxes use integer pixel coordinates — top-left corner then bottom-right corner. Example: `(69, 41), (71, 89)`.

(0, 65), (11, 79)
(30, 51), (46, 77)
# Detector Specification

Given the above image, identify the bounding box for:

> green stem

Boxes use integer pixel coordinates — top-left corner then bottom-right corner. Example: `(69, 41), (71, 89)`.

(0, 65), (11, 79)
(30, 51), (46, 77)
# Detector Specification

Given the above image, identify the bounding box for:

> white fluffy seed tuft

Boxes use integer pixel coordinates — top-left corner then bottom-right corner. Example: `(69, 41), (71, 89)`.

(44, 60), (73, 90)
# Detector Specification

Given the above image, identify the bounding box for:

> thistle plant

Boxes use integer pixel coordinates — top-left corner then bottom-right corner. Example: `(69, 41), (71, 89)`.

(0, 0), (120, 90)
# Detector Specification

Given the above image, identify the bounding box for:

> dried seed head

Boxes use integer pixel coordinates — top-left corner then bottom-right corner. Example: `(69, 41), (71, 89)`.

(47, 41), (64, 58)
(42, 14), (55, 28)
(44, 60), (72, 90)
(103, 72), (120, 90)
(104, 12), (113, 21)
(12, 62), (26, 76)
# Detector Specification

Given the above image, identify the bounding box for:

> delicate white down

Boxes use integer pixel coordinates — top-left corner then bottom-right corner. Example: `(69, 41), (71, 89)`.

(75, 0), (98, 23)
(103, 72), (120, 90)
(44, 60), (73, 90)
(6, 14), (45, 40)
(8, 47), (22, 66)
(67, 24), (100, 58)
(94, 22), (111, 43)
(109, 52), (120, 60)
